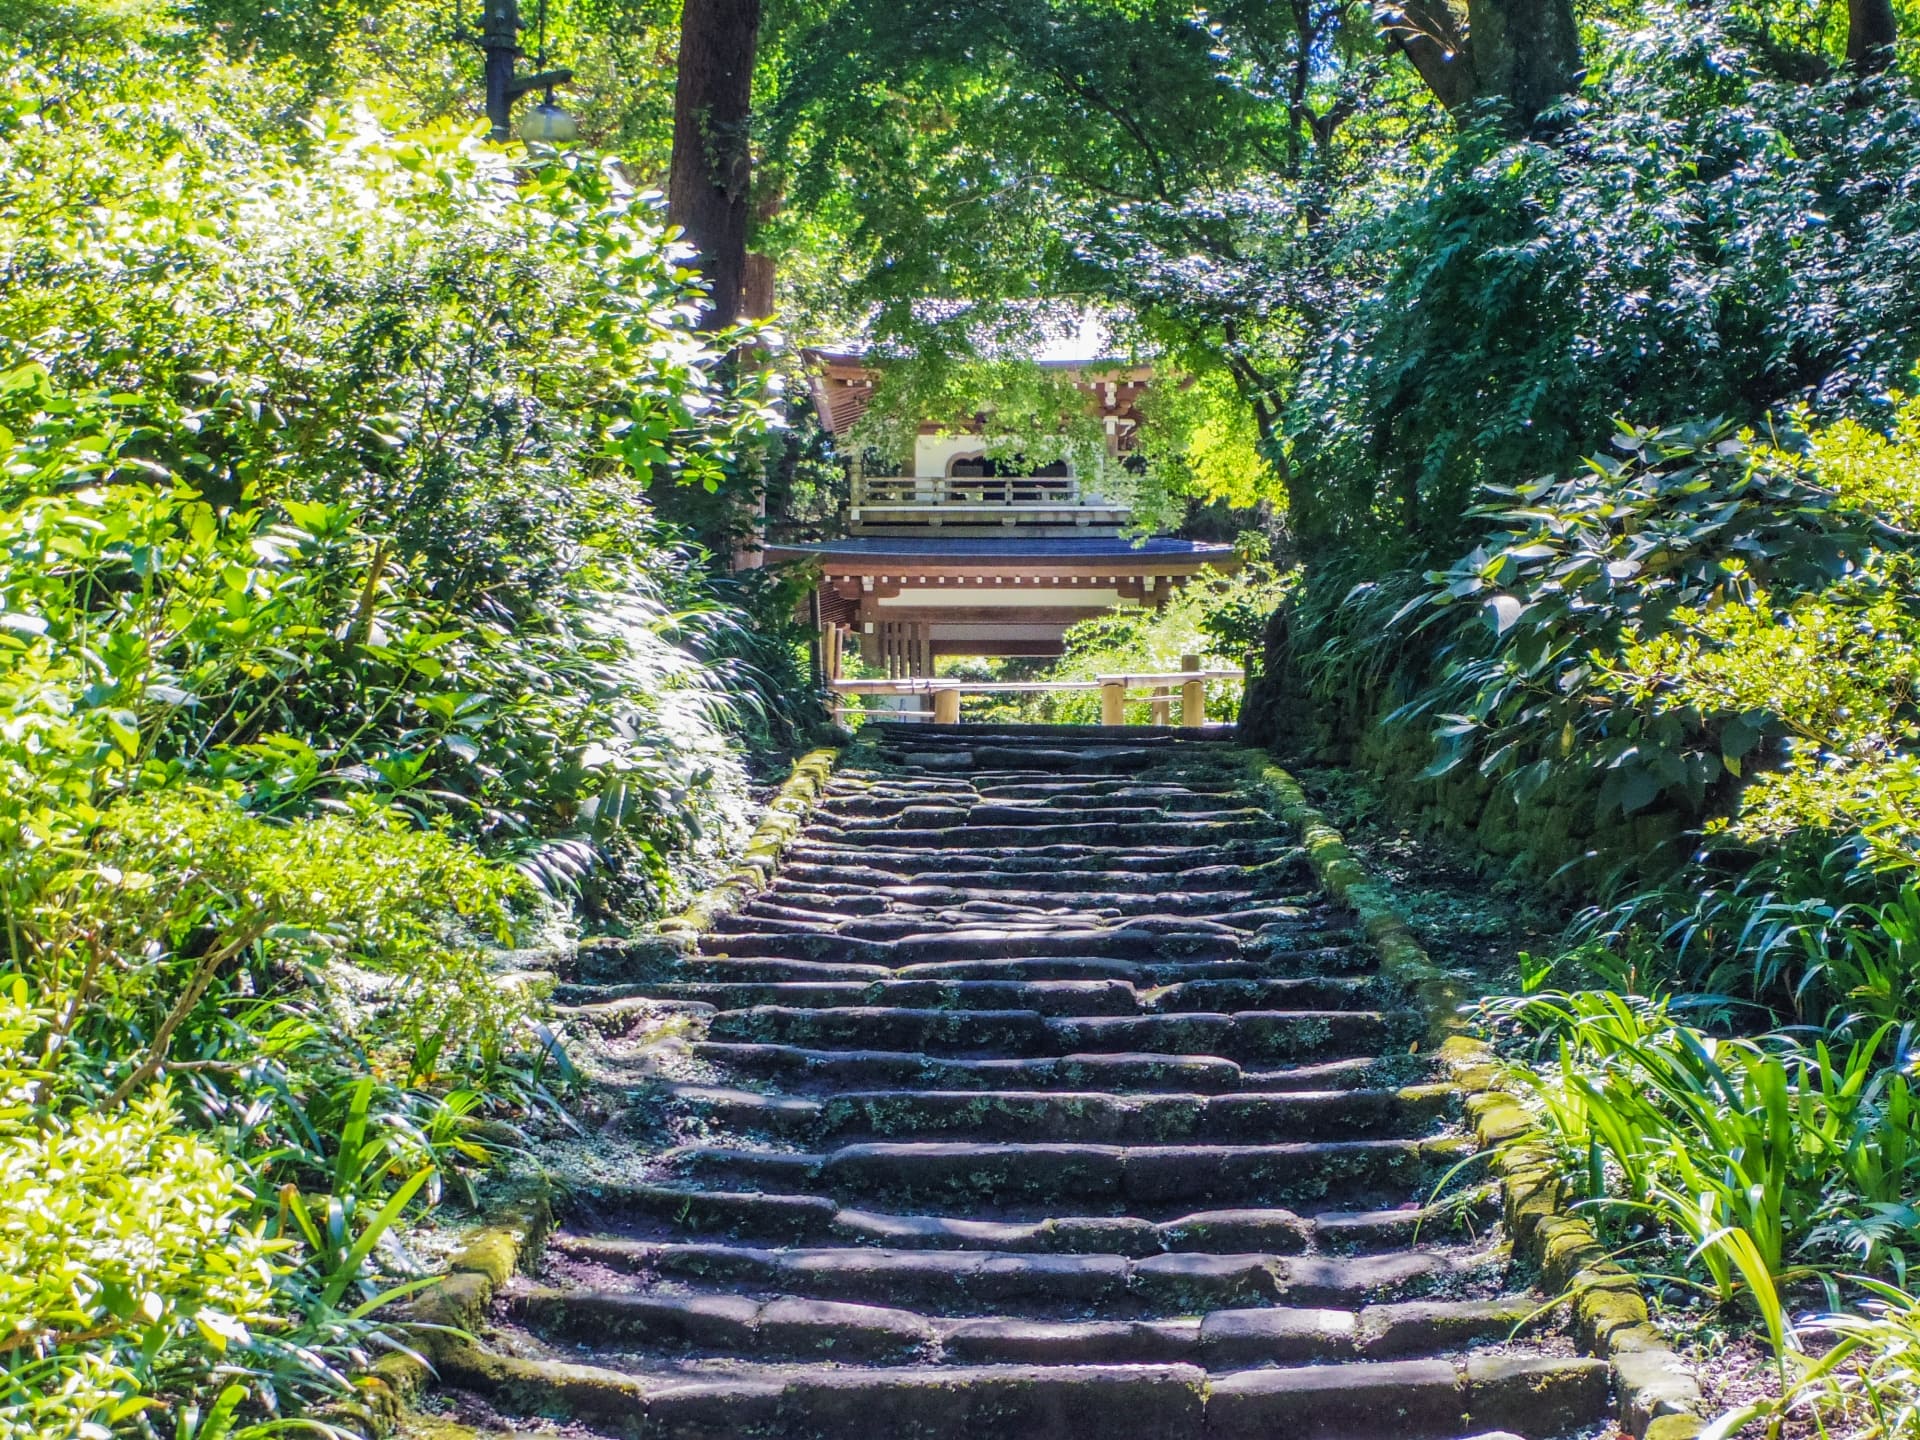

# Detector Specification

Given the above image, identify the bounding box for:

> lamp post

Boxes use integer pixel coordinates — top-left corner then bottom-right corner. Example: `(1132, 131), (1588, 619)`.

(479, 0), (575, 142)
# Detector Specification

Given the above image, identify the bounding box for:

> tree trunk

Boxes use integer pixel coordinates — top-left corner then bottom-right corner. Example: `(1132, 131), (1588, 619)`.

(1468, 0), (1581, 124)
(1382, 0), (1579, 127)
(668, 0), (761, 329)
(1847, 0), (1898, 73)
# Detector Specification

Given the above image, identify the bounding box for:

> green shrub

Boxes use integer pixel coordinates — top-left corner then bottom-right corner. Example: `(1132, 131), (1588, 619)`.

(1286, 16), (1920, 551)
(1000, 557), (1291, 725)
(0, 29), (790, 1433)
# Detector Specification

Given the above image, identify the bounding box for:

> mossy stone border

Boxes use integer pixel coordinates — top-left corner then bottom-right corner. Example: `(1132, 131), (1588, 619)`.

(655, 746), (841, 943)
(324, 1197), (552, 1437)
(1230, 749), (1707, 1440)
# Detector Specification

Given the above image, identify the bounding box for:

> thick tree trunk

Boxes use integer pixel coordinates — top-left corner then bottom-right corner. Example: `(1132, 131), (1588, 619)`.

(1848, 0), (1898, 73)
(668, 0), (761, 329)
(1468, 0), (1581, 124)
(1382, 0), (1579, 127)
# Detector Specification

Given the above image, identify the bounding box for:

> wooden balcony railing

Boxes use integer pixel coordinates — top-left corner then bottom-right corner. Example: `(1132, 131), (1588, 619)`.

(854, 475), (1112, 508)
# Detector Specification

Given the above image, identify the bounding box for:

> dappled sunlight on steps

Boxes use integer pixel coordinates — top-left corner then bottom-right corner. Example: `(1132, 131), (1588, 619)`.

(444, 724), (1612, 1440)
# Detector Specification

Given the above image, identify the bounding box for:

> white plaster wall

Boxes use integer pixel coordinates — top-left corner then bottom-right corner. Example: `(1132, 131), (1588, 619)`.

(913, 435), (989, 478)
(911, 434), (1097, 480)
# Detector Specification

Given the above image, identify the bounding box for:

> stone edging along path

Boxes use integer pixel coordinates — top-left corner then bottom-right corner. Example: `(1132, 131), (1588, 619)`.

(1229, 754), (1705, 1440)
(349, 736), (1703, 1440)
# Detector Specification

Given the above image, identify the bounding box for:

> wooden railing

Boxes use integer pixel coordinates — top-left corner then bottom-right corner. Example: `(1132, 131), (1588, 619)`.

(854, 475), (1111, 508)
(830, 658), (1243, 727)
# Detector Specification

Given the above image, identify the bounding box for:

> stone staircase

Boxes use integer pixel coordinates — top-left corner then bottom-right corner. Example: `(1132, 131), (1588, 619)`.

(445, 725), (1613, 1440)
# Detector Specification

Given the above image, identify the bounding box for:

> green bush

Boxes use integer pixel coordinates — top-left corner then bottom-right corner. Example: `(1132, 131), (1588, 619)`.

(998, 555), (1291, 725)
(0, 68), (783, 909)
(0, 29), (789, 1433)
(1286, 15), (1920, 550)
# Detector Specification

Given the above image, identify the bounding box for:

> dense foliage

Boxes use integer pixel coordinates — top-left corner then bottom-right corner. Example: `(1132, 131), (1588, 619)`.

(0, 18), (795, 1433)
(980, 546), (1290, 726)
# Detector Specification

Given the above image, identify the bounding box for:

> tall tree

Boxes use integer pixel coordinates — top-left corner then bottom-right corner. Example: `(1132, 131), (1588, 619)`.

(1848, 0), (1899, 73)
(668, 0), (761, 328)
(1381, 0), (1581, 126)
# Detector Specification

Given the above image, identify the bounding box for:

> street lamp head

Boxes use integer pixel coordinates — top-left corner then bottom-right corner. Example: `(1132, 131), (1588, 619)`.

(521, 91), (578, 145)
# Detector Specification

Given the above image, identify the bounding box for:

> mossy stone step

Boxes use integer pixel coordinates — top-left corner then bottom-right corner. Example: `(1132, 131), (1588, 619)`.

(876, 952), (1375, 983)
(779, 843), (1301, 878)
(830, 804), (1269, 830)
(659, 1083), (1454, 1145)
(702, 1005), (1418, 1063)
(664, 1136), (1444, 1208)
(466, 727), (1612, 1440)
(826, 793), (1251, 818)
(506, 1288), (1546, 1371)
(740, 886), (1297, 917)
(549, 1236), (1482, 1313)
(443, 1347), (1605, 1440)
(640, 979), (1149, 1015)
(685, 1041), (1397, 1093)
(697, 929), (1255, 964)
(555, 1182), (1495, 1258)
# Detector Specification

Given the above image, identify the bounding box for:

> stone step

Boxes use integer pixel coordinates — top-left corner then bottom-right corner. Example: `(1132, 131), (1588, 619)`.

(781, 844), (1301, 878)
(657, 1083), (1455, 1144)
(547, 1236), (1489, 1313)
(467, 730), (1609, 1440)
(869, 721), (1237, 742)
(739, 888), (1307, 920)
(805, 824), (1276, 851)
(830, 805), (1271, 831)
(641, 979), (1149, 1015)
(508, 1286), (1547, 1369)
(663, 1137), (1449, 1207)
(869, 952), (1376, 982)
(707, 908), (1340, 943)
(563, 1182), (1499, 1255)
(443, 1349), (1608, 1440)
(880, 746), (1181, 774)
(702, 1006), (1420, 1063)
(825, 793), (1252, 818)
(697, 929), (1260, 964)
(778, 861), (1306, 895)
(554, 950), (1385, 1002)
(683, 1042), (1405, 1093)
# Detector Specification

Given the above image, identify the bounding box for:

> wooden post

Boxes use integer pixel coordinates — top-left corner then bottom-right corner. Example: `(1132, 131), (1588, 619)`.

(1150, 687), (1171, 725)
(1100, 680), (1126, 726)
(933, 688), (960, 724)
(1181, 654), (1206, 728)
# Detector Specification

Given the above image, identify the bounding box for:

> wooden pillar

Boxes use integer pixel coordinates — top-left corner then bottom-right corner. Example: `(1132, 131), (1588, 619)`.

(933, 688), (960, 724)
(1181, 653), (1206, 727)
(1100, 680), (1126, 726)
(1150, 687), (1171, 725)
